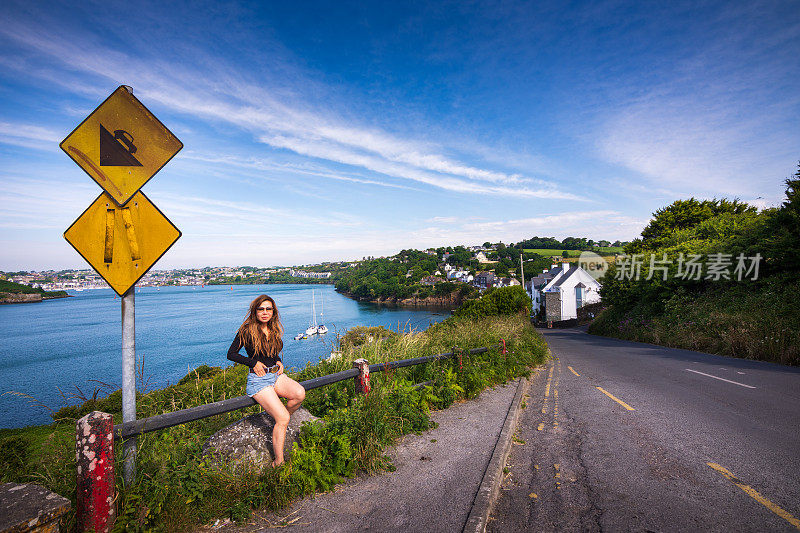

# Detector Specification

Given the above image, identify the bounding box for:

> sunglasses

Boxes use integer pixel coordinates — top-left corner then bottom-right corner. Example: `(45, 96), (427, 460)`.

(256, 306), (274, 312)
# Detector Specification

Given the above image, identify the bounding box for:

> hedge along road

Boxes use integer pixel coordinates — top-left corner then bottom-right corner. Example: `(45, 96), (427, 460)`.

(489, 327), (800, 532)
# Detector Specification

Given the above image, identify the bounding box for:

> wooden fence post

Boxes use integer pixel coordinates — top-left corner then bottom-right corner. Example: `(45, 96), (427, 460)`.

(353, 358), (370, 394)
(452, 346), (463, 370)
(76, 411), (116, 533)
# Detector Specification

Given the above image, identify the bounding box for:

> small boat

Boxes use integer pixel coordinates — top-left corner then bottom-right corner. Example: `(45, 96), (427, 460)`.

(317, 293), (328, 334)
(306, 290), (320, 335)
(294, 333), (307, 340)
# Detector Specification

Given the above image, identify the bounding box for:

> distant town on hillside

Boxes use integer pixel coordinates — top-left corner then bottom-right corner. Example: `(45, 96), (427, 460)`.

(1, 236), (628, 292)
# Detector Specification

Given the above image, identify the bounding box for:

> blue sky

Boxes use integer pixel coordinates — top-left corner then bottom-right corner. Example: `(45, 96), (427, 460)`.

(1, 0), (798, 270)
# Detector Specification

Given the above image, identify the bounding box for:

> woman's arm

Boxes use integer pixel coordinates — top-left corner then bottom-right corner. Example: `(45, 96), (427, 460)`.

(227, 335), (256, 369)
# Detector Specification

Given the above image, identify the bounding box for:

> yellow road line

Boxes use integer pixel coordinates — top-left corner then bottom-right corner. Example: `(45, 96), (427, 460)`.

(553, 388), (559, 428)
(537, 423), (545, 431)
(545, 365), (554, 398)
(707, 463), (800, 530)
(552, 362), (560, 427)
(568, 366), (580, 376)
(596, 387), (635, 411)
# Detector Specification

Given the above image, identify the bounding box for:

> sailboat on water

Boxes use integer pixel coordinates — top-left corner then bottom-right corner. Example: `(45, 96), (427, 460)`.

(318, 293), (328, 334)
(305, 290), (320, 335)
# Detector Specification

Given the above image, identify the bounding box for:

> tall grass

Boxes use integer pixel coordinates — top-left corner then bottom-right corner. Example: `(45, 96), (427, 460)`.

(0, 314), (545, 532)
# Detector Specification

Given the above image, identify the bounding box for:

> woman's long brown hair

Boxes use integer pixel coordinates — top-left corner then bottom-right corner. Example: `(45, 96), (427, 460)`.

(237, 295), (284, 358)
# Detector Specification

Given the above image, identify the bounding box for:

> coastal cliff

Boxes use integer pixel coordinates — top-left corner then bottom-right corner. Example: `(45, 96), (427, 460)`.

(338, 290), (469, 308)
(0, 291), (70, 304)
(0, 292), (43, 304)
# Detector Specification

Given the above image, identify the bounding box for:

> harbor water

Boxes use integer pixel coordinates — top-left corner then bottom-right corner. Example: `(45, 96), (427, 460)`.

(0, 284), (449, 429)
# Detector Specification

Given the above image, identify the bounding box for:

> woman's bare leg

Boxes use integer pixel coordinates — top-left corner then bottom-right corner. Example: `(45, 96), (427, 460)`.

(252, 386), (291, 466)
(275, 374), (306, 414)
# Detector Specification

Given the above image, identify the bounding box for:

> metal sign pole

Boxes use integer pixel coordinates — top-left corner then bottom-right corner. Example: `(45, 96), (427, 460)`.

(121, 287), (136, 485)
(61, 84), (183, 490)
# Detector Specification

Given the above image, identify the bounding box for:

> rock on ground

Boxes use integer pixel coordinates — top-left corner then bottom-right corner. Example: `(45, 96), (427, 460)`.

(203, 408), (320, 472)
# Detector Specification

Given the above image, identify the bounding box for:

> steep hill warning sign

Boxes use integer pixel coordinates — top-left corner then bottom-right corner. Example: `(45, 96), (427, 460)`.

(60, 85), (183, 206)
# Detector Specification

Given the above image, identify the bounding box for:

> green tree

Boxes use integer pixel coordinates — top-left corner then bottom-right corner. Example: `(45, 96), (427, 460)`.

(454, 286), (529, 318)
(631, 198), (756, 252)
(760, 162), (800, 274)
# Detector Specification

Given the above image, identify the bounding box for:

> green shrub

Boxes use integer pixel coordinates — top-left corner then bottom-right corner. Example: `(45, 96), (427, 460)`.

(433, 282), (457, 296)
(338, 326), (398, 349)
(454, 286), (529, 318)
(177, 365), (223, 386)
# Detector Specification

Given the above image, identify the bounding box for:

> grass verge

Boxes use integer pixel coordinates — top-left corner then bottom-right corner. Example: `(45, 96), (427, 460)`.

(1, 314), (545, 532)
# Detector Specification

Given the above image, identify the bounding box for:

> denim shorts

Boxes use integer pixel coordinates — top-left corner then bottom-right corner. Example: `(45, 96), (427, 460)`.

(246, 372), (279, 397)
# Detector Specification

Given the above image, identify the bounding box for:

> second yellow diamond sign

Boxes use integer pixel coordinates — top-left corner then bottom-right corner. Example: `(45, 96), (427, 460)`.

(64, 191), (181, 296)
(60, 85), (183, 206)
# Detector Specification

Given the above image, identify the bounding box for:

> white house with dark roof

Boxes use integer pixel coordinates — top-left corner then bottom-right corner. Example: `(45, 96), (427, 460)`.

(473, 271), (496, 289)
(527, 262), (601, 321)
(473, 251), (486, 263)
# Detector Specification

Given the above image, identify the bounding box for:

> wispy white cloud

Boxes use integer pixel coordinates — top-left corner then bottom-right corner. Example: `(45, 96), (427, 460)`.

(425, 216), (462, 224)
(0, 19), (578, 200)
(0, 122), (62, 151)
(417, 210), (646, 244)
(154, 192), (364, 232)
(262, 133), (579, 199)
(180, 152), (416, 190)
(592, 11), (800, 201)
(156, 208), (647, 269)
(596, 100), (794, 199)
(0, 176), (98, 229)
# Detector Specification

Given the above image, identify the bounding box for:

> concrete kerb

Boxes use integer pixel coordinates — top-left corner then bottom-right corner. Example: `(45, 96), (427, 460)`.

(463, 373), (532, 533)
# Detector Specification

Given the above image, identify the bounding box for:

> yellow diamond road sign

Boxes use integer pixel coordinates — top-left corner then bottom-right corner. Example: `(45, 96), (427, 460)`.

(60, 85), (183, 206)
(64, 191), (181, 296)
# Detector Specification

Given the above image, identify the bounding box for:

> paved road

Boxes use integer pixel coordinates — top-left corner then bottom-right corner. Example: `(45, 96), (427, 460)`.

(490, 328), (800, 532)
(214, 380), (522, 532)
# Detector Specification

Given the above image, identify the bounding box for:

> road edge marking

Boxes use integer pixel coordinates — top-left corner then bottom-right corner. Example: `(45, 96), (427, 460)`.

(568, 366), (580, 376)
(685, 369), (756, 389)
(596, 387), (635, 411)
(463, 376), (531, 533)
(707, 462), (800, 530)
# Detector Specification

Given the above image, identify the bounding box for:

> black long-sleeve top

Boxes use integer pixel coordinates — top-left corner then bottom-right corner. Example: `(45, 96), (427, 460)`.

(227, 334), (282, 373)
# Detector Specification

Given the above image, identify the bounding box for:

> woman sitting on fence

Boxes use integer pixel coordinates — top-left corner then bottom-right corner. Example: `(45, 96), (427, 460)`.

(227, 294), (305, 467)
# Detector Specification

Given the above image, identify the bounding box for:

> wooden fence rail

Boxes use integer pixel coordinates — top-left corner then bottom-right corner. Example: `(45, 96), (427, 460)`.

(113, 343), (501, 440)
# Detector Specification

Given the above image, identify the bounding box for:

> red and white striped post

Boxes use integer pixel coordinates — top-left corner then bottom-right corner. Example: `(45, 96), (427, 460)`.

(76, 411), (116, 532)
(353, 358), (371, 394)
